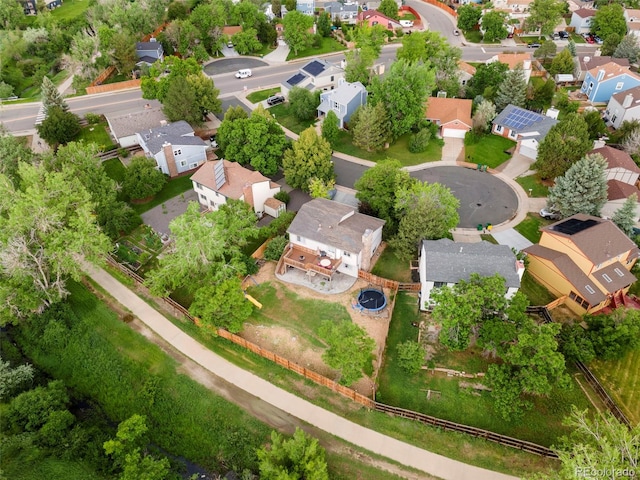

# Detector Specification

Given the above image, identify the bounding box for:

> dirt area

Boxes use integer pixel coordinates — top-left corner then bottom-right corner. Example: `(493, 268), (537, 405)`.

(242, 262), (393, 397)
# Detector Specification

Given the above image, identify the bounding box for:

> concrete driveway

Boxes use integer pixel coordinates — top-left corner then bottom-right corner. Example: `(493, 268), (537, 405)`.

(441, 137), (464, 163)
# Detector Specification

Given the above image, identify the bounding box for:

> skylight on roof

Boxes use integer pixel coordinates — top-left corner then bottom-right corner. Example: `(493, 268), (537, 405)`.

(602, 274), (613, 283)
(614, 268), (625, 277)
(585, 285), (596, 294)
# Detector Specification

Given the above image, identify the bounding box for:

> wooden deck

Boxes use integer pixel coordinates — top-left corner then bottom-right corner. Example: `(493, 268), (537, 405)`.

(281, 245), (342, 278)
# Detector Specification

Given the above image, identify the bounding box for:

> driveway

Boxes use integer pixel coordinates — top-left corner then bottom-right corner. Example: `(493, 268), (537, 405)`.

(203, 58), (269, 76)
(491, 229), (533, 252)
(263, 40), (290, 63)
(411, 166), (519, 228)
(441, 137), (464, 163)
(141, 190), (197, 237)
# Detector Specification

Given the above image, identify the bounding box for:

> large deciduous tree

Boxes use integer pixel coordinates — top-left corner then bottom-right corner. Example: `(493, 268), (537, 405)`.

(591, 4), (627, 42)
(288, 86), (320, 121)
(524, 0), (564, 38)
(457, 4), (482, 31)
(282, 127), (334, 192)
(282, 10), (313, 55)
(391, 181), (460, 261)
(533, 40), (557, 62)
(546, 153), (608, 218)
(465, 61), (509, 101)
(257, 428), (329, 480)
(319, 320), (375, 385)
(533, 113), (592, 179)
(494, 64), (527, 111)
(369, 60), (435, 139)
(549, 48), (575, 75)
(232, 27), (262, 55)
(0, 163), (111, 323)
(472, 100), (497, 133)
(378, 0), (399, 19)
(0, 129), (36, 187)
(162, 75), (201, 124)
(352, 102), (390, 152)
(586, 308), (640, 360)
(122, 157), (167, 201)
(481, 11), (508, 43)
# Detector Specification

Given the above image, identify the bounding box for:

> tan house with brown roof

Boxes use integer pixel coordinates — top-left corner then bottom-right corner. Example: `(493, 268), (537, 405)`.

(191, 160), (284, 217)
(425, 97), (472, 139)
(487, 53), (532, 83)
(523, 214), (639, 314)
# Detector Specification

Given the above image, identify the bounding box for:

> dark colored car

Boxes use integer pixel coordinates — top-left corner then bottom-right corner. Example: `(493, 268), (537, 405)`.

(266, 95), (285, 106)
(558, 31), (569, 39)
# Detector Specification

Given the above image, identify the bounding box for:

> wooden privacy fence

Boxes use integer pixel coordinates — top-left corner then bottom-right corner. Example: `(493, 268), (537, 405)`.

(420, 0), (457, 17)
(358, 271), (399, 290)
(86, 79), (141, 95)
(88, 66), (116, 88)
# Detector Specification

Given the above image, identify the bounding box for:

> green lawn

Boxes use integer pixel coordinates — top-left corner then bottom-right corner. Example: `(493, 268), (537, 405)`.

(464, 134), (515, 169)
(376, 293), (592, 447)
(464, 30), (483, 43)
(78, 122), (115, 151)
(516, 174), (549, 197)
(287, 37), (347, 61)
(371, 245), (412, 282)
(130, 175), (194, 214)
(102, 158), (126, 183)
(50, 0), (90, 22)
(0, 449), (108, 480)
(480, 234), (498, 244)
(589, 349), (640, 425)
(514, 213), (554, 243)
(333, 131), (443, 166)
(570, 33), (586, 44)
(247, 87), (281, 104)
(268, 103), (316, 134)
(520, 270), (556, 306)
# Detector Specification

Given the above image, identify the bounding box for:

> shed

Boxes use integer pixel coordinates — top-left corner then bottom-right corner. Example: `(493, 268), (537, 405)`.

(555, 74), (575, 84)
(264, 197), (286, 218)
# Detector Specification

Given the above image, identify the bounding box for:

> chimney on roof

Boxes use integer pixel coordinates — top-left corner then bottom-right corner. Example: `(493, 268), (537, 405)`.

(623, 93), (634, 108)
(546, 107), (559, 119)
(160, 120), (167, 126)
(583, 56), (591, 64)
(150, 37), (157, 42)
(516, 260), (525, 281)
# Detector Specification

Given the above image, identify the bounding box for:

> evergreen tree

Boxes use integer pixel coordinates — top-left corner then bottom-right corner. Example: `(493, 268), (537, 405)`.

(547, 154), (608, 218)
(494, 64), (527, 112)
(352, 102), (390, 152)
(568, 40), (577, 57)
(162, 76), (201, 125)
(36, 106), (81, 149)
(40, 76), (68, 115)
(321, 110), (340, 148)
(611, 193), (638, 237)
(613, 35), (640, 64)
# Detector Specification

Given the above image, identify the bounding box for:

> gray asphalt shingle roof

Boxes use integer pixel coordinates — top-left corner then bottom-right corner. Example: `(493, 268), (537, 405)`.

(492, 104), (558, 141)
(137, 120), (205, 155)
(421, 239), (521, 288)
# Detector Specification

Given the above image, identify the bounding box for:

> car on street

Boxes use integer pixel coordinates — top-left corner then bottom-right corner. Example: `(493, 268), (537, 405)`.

(266, 94), (285, 106)
(540, 207), (561, 220)
(528, 42), (541, 48)
(235, 69), (252, 79)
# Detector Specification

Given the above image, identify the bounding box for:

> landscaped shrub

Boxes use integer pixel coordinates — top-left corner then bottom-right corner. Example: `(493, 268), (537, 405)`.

(273, 191), (290, 205)
(264, 211), (296, 237)
(118, 147), (130, 158)
(84, 113), (102, 125)
(264, 236), (288, 261)
(396, 340), (425, 374)
(122, 157), (167, 201)
(408, 128), (431, 153)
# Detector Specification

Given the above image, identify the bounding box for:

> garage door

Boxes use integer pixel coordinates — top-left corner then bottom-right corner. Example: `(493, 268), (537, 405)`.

(442, 128), (467, 138)
(519, 145), (538, 159)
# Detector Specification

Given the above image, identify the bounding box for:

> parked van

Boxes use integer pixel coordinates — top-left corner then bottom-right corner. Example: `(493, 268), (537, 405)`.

(400, 19), (414, 28)
(235, 69), (252, 79)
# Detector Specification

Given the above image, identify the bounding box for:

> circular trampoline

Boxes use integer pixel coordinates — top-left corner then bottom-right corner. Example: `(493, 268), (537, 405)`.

(357, 288), (387, 312)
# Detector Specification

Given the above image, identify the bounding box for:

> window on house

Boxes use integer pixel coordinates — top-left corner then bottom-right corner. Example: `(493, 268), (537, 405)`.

(343, 252), (351, 257)
(190, 162), (198, 168)
(195, 182), (202, 189)
(569, 291), (590, 309)
(296, 235), (301, 242)
(461, 79), (467, 86)
(199, 194), (206, 201)
(508, 130), (517, 139)
(434, 282), (447, 288)
(612, 114), (618, 123)
(616, 82), (624, 90)
(330, 75), (334, 81)
(495, 125), (503, 133)
(173, 149), (182, 156)
(180, 160), (187, 167)
(589, 82), (594, 89)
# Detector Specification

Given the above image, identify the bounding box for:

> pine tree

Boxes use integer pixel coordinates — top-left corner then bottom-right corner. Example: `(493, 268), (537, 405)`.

(40, 76), (68, 114)
(352, 102), (390, 152)
(613, 35), (640, 64)
(612, 193), (638, 237)
(568, 40), (577, 57)
(494, 64), (527, 112)
(547, 154), (608, 218)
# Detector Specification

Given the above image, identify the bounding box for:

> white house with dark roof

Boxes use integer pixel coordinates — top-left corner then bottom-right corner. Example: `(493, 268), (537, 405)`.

(419, 239), (524, 310)
(284, 198), (385, 277)
(317, 80), (367, 128)
(281, 58), (345, 96)
(190, 159), (284, 216)
(491, 104), (559, 159)
(136, 121), (207, 177)
(605, 85), (640, 129)
(589, 145), (640, 203)
(135, 39), (164, 66)
(106, 108), (167, 147)
(570, 8), (595, 34)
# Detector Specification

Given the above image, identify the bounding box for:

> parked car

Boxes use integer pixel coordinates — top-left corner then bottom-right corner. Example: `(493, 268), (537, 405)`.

(594, 35), (603, 44)
(227, 41), (233, 48)
(586, 36), (595, 44)
(540, 207), (561, 220)
(551, 32), (560, 40)
(235, 69), (252, 79)
(400, 19), (414, 28)
(558, 31), (569, 39)
(528, 42), (541, 48)
(266, 94), (285, 106)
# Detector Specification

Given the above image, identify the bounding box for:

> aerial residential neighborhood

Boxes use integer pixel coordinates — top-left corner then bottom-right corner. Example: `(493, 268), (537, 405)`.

(1, 0), (639, 478)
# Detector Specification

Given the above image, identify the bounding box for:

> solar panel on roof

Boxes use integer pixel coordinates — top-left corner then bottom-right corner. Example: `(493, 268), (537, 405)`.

(552, 218), (599, 235)
(502, 108), (544, 130)
(287, 73), (306, 86)
(302, 60), (326, 76)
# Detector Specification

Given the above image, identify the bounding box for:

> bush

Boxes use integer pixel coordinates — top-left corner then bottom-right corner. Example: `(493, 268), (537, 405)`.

(408, 128), (431, 153)
(273, 191), (290, 205)
(84, 113), (102, 125)
(118, 148), (130, 158)
(264, 236), (289, 261)
(396, 340), (425, 374)
(311, 33), (323, 48)
(263, 211), (296, 237)
(123, 157), (167, 201)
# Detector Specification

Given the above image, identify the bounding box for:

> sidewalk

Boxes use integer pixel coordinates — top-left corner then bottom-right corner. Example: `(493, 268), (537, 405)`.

(82, 262), (517, 480)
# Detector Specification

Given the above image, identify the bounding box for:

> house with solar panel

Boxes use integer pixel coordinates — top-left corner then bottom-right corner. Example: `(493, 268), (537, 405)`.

(281, 59), (345, 97)
(491, 104), (559, 160)
(523, 214), (640, 314)
(136, 121), (207, 177)
(191, 160), (284, 217)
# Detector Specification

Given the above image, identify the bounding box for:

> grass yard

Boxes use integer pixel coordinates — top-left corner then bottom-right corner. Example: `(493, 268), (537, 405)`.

(589, 349), (640, 425)
(287, 37), (347, 61)
(464, 134), (515, 169)
(516, 174), (549, 197)
(520, 270), (556, 306)
(333, 131), (443, 166)
(371, 245), (412, 282)
(480, 234), (498, 244)
(376, 294), (593, 447)
(77, 122), (115, 151)
(247, 87), (281, 103)
(570, 33), (586, 44)
(50, 0), (90, 22)
(130, 175), (193, 214)
(268, 103), (317, 134)
(102, 158), (126, 183)
(514, 212), (554, 243)
(0, 449), (108, 480)
(464, 30), (483, 43)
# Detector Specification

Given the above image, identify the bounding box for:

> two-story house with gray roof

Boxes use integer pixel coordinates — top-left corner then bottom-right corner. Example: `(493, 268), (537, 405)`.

(106, 107), (167, 147)
(281, 58), (345, 97)
(317, 80), (367, 128)
(419, 239), (524, 310)
(135, 39), (164, 67)
(324, 2), (359, 24)
(492, 104), (559, 159)
(136, 121), (207, 177)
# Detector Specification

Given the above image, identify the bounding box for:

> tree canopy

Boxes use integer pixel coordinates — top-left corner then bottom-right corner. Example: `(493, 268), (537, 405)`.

(122, 157), (167, 201)
(282, 127), (334, 192)
(495, 64), (527, 111)
(319, 320), (375, 386)
(282, 10), (313, 55)
(457, 4), (482, 31)
(466, 62), (509, 101)
(257, 428), (329, 480)
(352, 102), (391, 152)
(591, 4), (627, 42)
(524, 0), (565, 37)
(36, 106), (81, 149)
(481, 11), (508, 43)
(612, 193), (638, 237)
